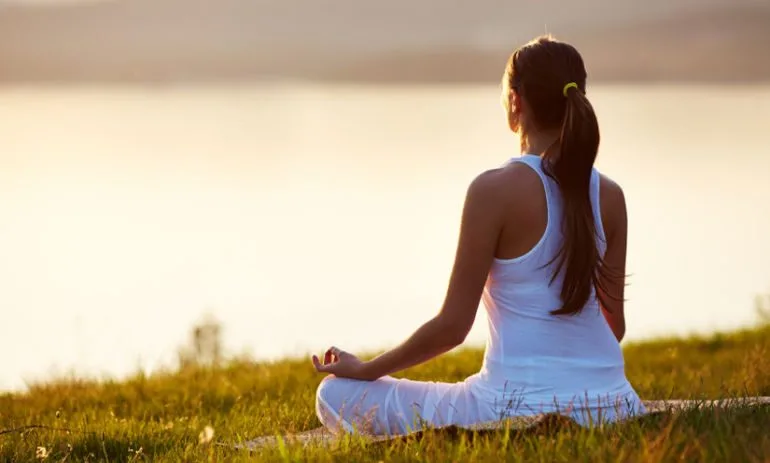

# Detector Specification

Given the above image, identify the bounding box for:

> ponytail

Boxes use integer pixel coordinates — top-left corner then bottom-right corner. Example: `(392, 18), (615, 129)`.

(544, 84), (605, 315)
(507, 35), (621, 315)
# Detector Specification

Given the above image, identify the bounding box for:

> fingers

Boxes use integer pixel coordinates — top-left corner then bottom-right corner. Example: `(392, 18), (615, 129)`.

(312, 355), (332, 373)
(312, 355), (324, 371)
(332, 347), (350, 361)
(314, 346), (347, 374)
(313, 355), (338, 374)
(323, 346), (344, 365)
(324, 349), (332, 365)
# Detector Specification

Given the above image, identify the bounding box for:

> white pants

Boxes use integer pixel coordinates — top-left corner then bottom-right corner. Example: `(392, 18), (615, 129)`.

(315, 374), (646, 436)
(316, 374), (496, 436)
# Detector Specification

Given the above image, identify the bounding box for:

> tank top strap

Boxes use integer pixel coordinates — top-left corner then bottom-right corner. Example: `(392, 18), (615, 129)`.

(507, 154), (560, 220)
(507, 155), (606, 253)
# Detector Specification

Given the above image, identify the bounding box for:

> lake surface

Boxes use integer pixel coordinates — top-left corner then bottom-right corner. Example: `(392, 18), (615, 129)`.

(1, 83), (769, 392)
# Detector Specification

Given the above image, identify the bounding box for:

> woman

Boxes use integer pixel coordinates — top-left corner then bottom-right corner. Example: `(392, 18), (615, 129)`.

(312, 35), (646, 436)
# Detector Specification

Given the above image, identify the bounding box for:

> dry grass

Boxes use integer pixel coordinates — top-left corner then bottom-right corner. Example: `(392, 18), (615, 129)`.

(1, 324), (769, 461)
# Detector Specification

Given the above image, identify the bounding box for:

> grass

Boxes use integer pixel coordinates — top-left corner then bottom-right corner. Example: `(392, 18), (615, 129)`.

(1, 324), (769, 462)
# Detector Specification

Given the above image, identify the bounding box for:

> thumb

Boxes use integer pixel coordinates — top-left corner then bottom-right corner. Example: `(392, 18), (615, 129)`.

(312, 355), (332, 373)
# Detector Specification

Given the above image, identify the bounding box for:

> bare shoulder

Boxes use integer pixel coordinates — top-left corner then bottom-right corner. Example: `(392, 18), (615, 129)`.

(469, 163), (541, 202)
(599, 173), (626, 210)
(598, 173), (627, 236)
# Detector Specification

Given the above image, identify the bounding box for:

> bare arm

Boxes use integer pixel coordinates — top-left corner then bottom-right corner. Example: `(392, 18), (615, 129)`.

(314, 171), (503, 380)
(598, 177), (627, 342)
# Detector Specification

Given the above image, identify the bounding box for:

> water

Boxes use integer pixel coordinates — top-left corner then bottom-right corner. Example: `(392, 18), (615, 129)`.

(1, 83), (769, 392)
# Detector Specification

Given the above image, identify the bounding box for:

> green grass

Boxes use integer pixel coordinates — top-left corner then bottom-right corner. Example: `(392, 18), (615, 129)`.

(2, 325), (770, 462)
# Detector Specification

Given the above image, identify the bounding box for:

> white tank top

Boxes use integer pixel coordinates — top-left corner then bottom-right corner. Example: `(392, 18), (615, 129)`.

(475, 154), (636, 409)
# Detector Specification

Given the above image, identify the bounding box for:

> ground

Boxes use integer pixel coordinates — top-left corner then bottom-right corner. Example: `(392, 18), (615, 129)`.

(1, 324), (769, 461)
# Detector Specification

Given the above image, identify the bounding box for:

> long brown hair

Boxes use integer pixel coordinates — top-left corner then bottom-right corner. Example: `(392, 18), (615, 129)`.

(503, 35), (616, 316)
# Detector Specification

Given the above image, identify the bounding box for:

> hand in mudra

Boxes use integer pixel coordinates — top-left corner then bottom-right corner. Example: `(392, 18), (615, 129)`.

(312, 346), (373, 381)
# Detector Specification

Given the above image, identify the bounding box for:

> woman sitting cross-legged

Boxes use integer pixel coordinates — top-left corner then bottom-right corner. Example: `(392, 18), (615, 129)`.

(311, 35), (646, 436)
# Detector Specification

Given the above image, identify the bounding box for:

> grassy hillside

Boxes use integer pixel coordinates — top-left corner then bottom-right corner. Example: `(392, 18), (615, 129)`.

(1, 324), (769, 461)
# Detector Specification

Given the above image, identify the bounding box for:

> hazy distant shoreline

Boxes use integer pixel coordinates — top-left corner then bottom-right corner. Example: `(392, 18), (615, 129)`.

(1, 1), (769, 85)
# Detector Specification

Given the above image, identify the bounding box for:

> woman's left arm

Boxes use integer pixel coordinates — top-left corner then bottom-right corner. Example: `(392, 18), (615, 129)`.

(313, 171), (504, 380)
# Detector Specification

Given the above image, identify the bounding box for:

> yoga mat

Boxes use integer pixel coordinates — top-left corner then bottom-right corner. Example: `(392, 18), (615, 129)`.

(220, 396), (770, 451)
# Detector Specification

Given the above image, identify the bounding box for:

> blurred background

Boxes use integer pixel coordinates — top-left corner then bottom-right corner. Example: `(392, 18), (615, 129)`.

(1, 0), (769, 391)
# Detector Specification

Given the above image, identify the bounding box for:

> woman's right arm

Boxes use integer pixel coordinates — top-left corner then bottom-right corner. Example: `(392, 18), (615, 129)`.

(598, 176), (627, 342)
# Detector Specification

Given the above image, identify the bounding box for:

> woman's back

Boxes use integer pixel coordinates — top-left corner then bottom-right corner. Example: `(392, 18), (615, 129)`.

(470, 153), (638, 418)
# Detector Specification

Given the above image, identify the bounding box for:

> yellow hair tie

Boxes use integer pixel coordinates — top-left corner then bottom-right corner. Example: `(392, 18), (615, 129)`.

(562, 82), (578, 97)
